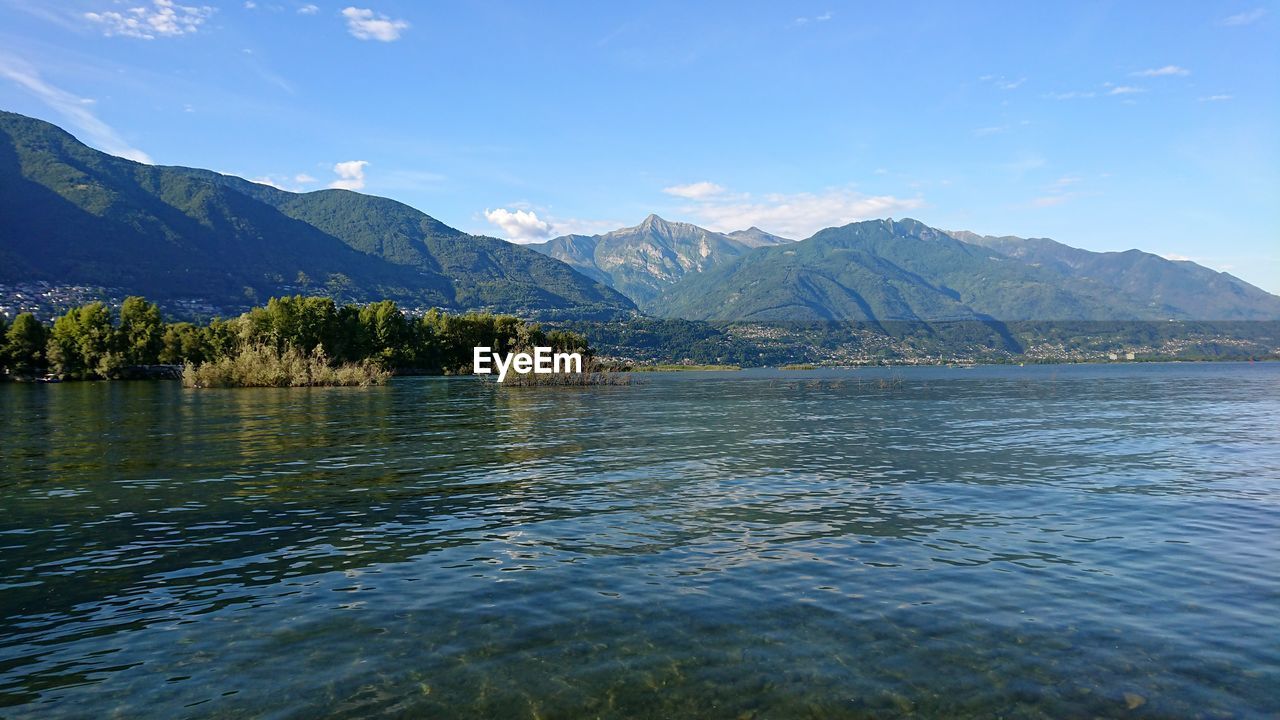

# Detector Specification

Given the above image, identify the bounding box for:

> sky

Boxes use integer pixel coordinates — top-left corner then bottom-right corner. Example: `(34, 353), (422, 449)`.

(1, 1), (1278, 293)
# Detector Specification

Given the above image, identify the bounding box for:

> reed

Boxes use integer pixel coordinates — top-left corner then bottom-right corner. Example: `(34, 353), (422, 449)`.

(182, 344), (389, 388)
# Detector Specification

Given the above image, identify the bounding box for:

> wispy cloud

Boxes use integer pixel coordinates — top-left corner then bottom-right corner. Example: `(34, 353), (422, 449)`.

(0, 54), (152, 163)
(1198, 94), (1233, 102)
(1133, 65), (1189, 77)
(792, 11), (832, 26)
(1106, 85), (1144, 96)
(342, 6), (409, 41)
(974, 125), (1009, 136)
(297, 3), (319, 14)
(248, 171), (322, 191)
(672, 186), (924, 239)
(662, 181), (725, 199)
(1030, 176), (1087, 208)
(329, 160), (368, 190)
(1044, 90), (1095, 100)
(978, 75), (1026, 90)
(84, 0), (214, 40)
(1219, 7), (1267, 26)
(484, 208), (551, 242)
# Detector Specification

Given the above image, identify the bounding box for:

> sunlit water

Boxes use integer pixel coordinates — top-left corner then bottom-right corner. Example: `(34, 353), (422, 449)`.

(1, 364), (1277, 718)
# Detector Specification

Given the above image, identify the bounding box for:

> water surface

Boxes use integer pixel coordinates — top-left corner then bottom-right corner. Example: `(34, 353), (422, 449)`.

(1, 364), (1277, 718)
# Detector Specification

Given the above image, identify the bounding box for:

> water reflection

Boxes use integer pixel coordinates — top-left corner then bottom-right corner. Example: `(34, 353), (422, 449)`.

(0, 364), (1278, 717)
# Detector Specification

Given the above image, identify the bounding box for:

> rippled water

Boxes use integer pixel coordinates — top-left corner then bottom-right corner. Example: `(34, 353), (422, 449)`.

(1, 364), (1277, 718)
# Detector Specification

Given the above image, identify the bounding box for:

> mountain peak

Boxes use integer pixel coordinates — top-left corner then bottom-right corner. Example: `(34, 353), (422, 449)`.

(639, 213), (672, 230)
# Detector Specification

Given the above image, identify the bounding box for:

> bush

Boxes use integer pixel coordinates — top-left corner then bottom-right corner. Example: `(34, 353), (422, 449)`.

(182, 344), (389, 388)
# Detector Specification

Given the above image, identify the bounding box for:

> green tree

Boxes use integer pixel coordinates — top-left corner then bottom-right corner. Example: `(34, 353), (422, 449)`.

(202, 318), (240, 361)
(47, 302), (116, 379)
(0, 314), (8, 374)
(117, 296), (163, 365)
(5, 313), (48, 377)
(358, 300), (410, 367)
(159, 322), (208, 364)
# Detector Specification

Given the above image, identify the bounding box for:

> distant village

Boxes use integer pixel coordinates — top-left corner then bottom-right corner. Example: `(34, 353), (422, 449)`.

(0, 282), (222, 322)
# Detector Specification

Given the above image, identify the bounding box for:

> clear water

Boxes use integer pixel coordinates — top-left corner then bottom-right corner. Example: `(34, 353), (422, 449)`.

(1, 364), (1277, 718)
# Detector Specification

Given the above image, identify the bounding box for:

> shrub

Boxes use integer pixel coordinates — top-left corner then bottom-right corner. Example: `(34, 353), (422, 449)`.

(182, 344), (389, 388)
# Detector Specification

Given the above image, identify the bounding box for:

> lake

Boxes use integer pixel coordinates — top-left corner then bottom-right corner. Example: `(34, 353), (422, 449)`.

(1, 364), (1277, 718)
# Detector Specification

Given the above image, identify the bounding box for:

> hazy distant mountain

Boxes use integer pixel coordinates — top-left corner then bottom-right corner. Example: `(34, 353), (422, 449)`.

(529, 215), (784, 305)
(726, 227), (793, 248)
(652, 218), (1280, 322)
(947, 230), (1280, 321)
(0, 111), (634, 316)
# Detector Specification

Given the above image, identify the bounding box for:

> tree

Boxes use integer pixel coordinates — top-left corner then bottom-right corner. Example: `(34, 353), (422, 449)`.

(0, 314), (8, 373)
(5, 313), (47, 377)
(117, 296), (163, 365)
(159, 322), (207, 365)
(47, 303), (115, 379)
(358, 300), (410, 367)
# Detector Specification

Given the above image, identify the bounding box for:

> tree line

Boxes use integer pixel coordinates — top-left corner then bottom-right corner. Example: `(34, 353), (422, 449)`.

(0, 295), (590, 381)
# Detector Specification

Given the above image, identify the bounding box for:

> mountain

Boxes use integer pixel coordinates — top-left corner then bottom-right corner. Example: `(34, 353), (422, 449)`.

(726, 227), (793, 248)
(947, 230), (1280, 321)
(651, 218), (1280, 322)
(529, 215), (785, 306)
(0, 110), (634, 317)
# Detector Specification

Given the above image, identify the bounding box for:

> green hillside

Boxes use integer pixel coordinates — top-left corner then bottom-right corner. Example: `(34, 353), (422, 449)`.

(0, 111), (634, 317)
(948, 230), (1280, 321)
(652, 218), (1280, 321)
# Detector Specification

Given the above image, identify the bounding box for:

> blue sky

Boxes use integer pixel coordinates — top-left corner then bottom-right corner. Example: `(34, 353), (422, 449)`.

(2, 1), (1278, 292)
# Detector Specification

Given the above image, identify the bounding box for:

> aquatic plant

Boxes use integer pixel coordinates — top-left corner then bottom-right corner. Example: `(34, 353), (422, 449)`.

(182, 344), (389, 388)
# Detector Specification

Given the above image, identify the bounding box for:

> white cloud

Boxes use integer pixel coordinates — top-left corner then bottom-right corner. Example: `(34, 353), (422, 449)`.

(244, 1), (256, 8)
(675, 188), (924, 239)
(974, 125), (1008, 136)
(662, 181), (725, 199)
(250, 176), (287, 189)
(978, 75), (1025, 90)
(1220, 7), (1267, 26)
(0, 55), (152, 163)
(793, 11), (832, 26)
(484, 208), (552, 242)
(342, 7), (409, 41)
(329, 160), (368, 190)
(1161, 253), (1194, 262)
(1107, 85), (1144, 96)
(85, 0), (213, 40)
(298, 3), (319, 13)
(1133, 65), (1189, 77)
(1044, 90), (1095, 100)
(1199, 94), (1233, 102)
(295, 173), (317, 184)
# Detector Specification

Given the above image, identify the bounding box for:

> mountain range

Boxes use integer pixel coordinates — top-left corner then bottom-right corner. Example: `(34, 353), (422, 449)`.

(3, 110), (1279, 324)
(0, 111), (633, 317)
(651, 219), (1280, 321)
